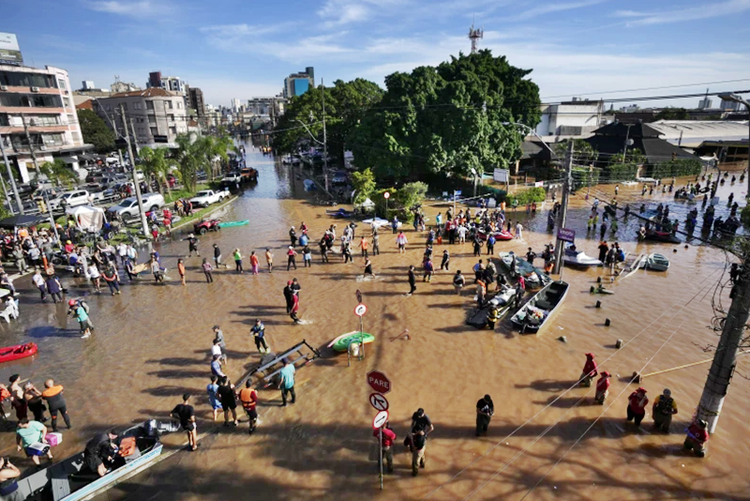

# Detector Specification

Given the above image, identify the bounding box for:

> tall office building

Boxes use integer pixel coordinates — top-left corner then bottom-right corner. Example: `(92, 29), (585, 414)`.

(283, 67), (315, 98)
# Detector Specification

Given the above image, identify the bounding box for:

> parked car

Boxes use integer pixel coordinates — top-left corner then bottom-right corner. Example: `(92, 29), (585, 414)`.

(49, 190), (96, 210)
(189, 189), (228, 208)
(106, 193), (166, 221)
(222, 171), (242, 184)
(240, 167), (258, 182)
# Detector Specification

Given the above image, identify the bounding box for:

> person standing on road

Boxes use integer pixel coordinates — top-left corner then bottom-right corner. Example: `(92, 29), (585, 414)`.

(359, 236), (369, 258)
(475, 395), (494, 436)
(213, 244), (223, 269)
(44, 274), (63, 303)
(32, 269), (47, 302)
(210, 354), (225, 379)
(363, 257), (374, 277)
(626, 387), (649, 427)
(283, 281), (294, 313)
(177, 258), (186, 286)
(303, 246), (312, 267)
(250, 251), (260, 274)
(279, 359), (296, 406)
(42, 379), (72, 432)
(170, 393), (197, 451)
(286, 246), (298, 271)
(238, 380), (259, 435)
(202, 258), (214, 283)
(396, 231), (408, 253)
(207, 376), (222, 421)
(69, 299), (93, 339)
(233, 248), (243, 273)
(290, 291), (301, 324)
(265, 248), (273, 273)
(15, 418), (53, 466)
(187, 233), (199, 257)
(440, 250), (450, 271)
(289, 226), (297, 247)
(407, 265), (417, 296)
(251, 319), (268, 353)
(101, 264), (121, 296)
(373, 421), (396, 473)
(409, 408), (433, 475)
(217, 377), (239, 427)
(372, 232), (380, 256)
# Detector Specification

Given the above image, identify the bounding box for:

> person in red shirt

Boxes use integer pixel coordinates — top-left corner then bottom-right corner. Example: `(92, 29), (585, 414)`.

(684, 419), (709, 457)
(373, 421), (396, 473)
(626, 387), (649, 427)
(595, 371), (611, 404)
(250, 251), (260, 275)
(580, 353), (598, 387)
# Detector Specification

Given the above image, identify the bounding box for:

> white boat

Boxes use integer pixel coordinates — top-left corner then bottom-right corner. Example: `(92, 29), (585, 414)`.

(562, 244), (602, 267)
(362, 217), (400, 229)
(511, 280), (570, 334)
(645, 253), (670, 271)
(497, 252), (550, 290)
(17, 420), (179, 501)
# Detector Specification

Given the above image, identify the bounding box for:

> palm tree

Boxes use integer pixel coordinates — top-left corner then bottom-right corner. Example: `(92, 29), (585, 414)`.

(139, 146), (173, 199)
(40, 159), (77, 189)
(174, 133), (201, 193)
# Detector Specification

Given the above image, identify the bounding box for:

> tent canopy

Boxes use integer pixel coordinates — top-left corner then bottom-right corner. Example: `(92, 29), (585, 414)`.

(66, 205), (106, 231)
(0, 214), (47, 229)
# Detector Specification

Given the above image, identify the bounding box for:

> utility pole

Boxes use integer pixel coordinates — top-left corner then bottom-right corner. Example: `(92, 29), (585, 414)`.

(0, 137), (24, 215)
(552, 141), (574, 276)
(119, 103), (150, 236)
(21, 114), (59, 241)
(321, 78), (329, 193)
(622, 124), (632, 161)
(695, 257), (750, 434)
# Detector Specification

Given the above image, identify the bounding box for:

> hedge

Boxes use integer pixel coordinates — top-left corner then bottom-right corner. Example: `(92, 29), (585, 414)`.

(649, 159), (702, 179)
(602, 163), (638, 183)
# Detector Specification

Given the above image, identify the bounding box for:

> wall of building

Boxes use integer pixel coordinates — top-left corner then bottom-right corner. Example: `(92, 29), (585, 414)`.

(95, 93), (188, 147)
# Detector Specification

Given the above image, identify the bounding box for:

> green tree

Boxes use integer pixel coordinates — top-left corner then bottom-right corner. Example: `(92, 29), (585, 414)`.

(351, 168), (376, 204)
(77, 109), (115, 152)
(40, 159), (77, 188)
(272, 79), (384, 161)
(174, 133), (203, 193)
(553, 139), (598, 165)
(138, 147), (173, 198)
(655, 107), (690, 120)
(349, 50), (541, 181)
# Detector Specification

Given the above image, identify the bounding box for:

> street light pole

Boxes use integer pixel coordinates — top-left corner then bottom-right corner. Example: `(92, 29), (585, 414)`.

(321, 78), (329, 193)
(0, 137), (23, 215)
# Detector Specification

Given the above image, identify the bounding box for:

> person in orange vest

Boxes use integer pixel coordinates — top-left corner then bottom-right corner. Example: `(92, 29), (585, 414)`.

(359, 236), (369, 258)
(238, 380), (259, 435)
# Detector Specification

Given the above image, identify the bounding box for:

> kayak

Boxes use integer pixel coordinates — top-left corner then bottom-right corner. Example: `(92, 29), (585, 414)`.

(221, 220), (249, 227)
(331, 332), (375, 352)
(0, 342), (38, 364)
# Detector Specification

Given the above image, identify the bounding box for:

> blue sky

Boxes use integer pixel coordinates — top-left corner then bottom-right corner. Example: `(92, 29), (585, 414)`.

(4, 0), (750, 107)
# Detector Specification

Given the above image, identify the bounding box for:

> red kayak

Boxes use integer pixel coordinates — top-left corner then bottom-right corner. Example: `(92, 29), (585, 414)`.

(0, 343), (38, 364)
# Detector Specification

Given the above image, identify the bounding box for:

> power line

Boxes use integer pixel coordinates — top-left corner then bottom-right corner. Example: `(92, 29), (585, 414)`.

(541, 79), (750, 100)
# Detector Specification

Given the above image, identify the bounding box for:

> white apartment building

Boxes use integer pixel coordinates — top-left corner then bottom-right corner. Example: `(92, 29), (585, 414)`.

(535, 99), (606, 138)
(0, 64), (91, 182)
(94, 88), (188, 148)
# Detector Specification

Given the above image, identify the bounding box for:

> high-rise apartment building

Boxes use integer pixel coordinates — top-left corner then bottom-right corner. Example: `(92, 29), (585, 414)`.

(187, 87), (205, 117)
(146, 71), (187, 95)
(283, 67), (315, 98)
(0, 63), (91, 182)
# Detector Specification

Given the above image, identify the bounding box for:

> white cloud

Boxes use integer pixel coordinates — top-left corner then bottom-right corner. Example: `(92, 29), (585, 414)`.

(512, 0), (608, 21)
(317, 0), (406, 26)
(615, 0), (750, 26)
(86, 0), (173, 17)
(199, 22), (299, 37)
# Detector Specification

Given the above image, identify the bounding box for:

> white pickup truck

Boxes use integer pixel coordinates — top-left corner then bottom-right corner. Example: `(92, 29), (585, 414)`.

(189, 189), (228, 208)
(48, 189), (108, 211)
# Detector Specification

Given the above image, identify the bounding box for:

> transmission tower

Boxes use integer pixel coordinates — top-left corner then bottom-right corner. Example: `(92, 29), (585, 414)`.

(468, 22), (483, 54)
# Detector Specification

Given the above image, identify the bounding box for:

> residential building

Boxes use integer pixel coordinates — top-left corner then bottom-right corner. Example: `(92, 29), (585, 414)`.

(619, 104), (640, 113)
(231, 98), (242, 113)
(535, 98), (606, 138)
(0, 64), (91, 182)
(146, 71), (186, 95)
(283, 66), (314, 98)
(205, 104), (220, 128)
(186, 86), (205, 118)
(698, 97), (713, 110)
(94, 87), (188, 148)
(720, 99), (742, 112)
(247, 96), (287, 117)
(110, 80), (140, 94)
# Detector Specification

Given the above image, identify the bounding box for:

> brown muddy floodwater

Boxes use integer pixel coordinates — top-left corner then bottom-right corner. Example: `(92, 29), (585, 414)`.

(1, 147), (749, 501)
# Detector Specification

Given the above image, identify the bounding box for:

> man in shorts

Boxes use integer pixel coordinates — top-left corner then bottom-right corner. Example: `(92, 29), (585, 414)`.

(15, 418), (53, 466)
(217, 377), (238, 426)
(171, 394), (197, 451)
(238, 380), (259, 435)
(251, 319), (268, 353)
(69, 299), (94, 339)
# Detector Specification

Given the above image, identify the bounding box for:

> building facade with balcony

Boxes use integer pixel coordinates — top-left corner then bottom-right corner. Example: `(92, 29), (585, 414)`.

(0, 64), (91, 182)
(94, 87), (188, 148)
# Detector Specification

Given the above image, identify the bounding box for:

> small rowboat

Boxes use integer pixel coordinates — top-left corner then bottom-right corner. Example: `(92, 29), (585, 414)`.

(220, 220), (249, 228)
(330, 331), (375, 352)
(0, 342), (38, 364)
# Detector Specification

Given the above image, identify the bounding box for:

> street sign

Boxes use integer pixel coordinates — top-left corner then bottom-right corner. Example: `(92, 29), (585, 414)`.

(454, 190), (462, 196)
(557, 227), (576, 243)
(384, 191), (390, 199)
(367, 370), (391, 394)
(369, 393), (389, 411)
(372, 410), (389, 429)
(354, 303), (367, 317)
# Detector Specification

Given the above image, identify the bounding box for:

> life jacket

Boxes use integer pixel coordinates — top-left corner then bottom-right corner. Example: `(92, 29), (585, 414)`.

(119, 436), (137, 457)
(654, 396), (674, 415)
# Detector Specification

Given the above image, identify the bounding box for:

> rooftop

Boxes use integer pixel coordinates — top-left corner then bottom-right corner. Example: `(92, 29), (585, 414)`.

(110, 88), (177, 98)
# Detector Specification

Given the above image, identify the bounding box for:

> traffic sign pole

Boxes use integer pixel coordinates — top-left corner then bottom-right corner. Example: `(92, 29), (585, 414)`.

(379, 427), (384, 490)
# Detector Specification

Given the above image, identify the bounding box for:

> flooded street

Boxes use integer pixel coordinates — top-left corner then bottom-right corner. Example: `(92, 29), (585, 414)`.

(1, 146), (749, 501)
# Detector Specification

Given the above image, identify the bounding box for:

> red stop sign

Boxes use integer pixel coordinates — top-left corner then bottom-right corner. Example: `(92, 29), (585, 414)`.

(367, 370), (391, 394)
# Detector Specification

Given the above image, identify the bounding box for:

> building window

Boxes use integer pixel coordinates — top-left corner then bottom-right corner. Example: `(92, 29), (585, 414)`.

(137, 117), (144, 123)
(146, 101), (154, 110)
(150, 127), (158, 136)
(67, 113), (75, 124)
(148, 115), (156, 124)
(72, 131), (81, 142)
(168, 114), (175, 122)
(169, 126), (177, 135)
(63, 97), (71, 109)
(176, 101), (182, 109)
(58, 79), (66, 90)
(166, 101), (173, 110)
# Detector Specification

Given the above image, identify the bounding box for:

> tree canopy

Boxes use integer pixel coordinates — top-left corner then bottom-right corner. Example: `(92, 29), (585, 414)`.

(655, 107), (690, 120)
(348, 50), (541, 181)
(272, 78), (384, 160)
(77, 109), (115, 152)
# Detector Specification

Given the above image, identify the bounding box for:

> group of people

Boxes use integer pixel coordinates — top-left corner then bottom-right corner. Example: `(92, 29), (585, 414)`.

(579, 353), (709, 457)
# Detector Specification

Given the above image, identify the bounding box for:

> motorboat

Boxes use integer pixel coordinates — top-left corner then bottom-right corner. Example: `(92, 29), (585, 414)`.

(511, 280), (569, 334)
(17, 419), (180, 501)
(362, 217), (400, 229)
(645, 253), (670, 271)
(466, 285), (518, 329)
(563, 244), (602, 267)
(642, 228), (681, 244)
(497, 252), (551, 290)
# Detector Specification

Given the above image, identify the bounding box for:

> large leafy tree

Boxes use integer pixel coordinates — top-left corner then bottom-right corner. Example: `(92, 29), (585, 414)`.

(272, 79), (383, 160)
(174, 133), (204, 193)
(349, 50), (541, 181)
(40, 159), (77, 188)
(77, 109), (115, 152)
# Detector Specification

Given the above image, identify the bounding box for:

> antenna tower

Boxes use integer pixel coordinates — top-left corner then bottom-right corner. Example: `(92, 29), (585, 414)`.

(468, 22), (483, 54)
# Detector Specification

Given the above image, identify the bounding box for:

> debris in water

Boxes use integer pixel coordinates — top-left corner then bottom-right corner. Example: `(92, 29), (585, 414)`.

(558, 336), (568, 343)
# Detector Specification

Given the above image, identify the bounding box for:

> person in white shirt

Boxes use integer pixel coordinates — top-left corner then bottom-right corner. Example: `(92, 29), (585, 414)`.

(117, 243), (128, 265)
(457, 225), (467, 243)
(88, 264), (101, 293)
(211, 339), (226, 364)
(32, 270), (47, 301)
(515, 222), (523, 240)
